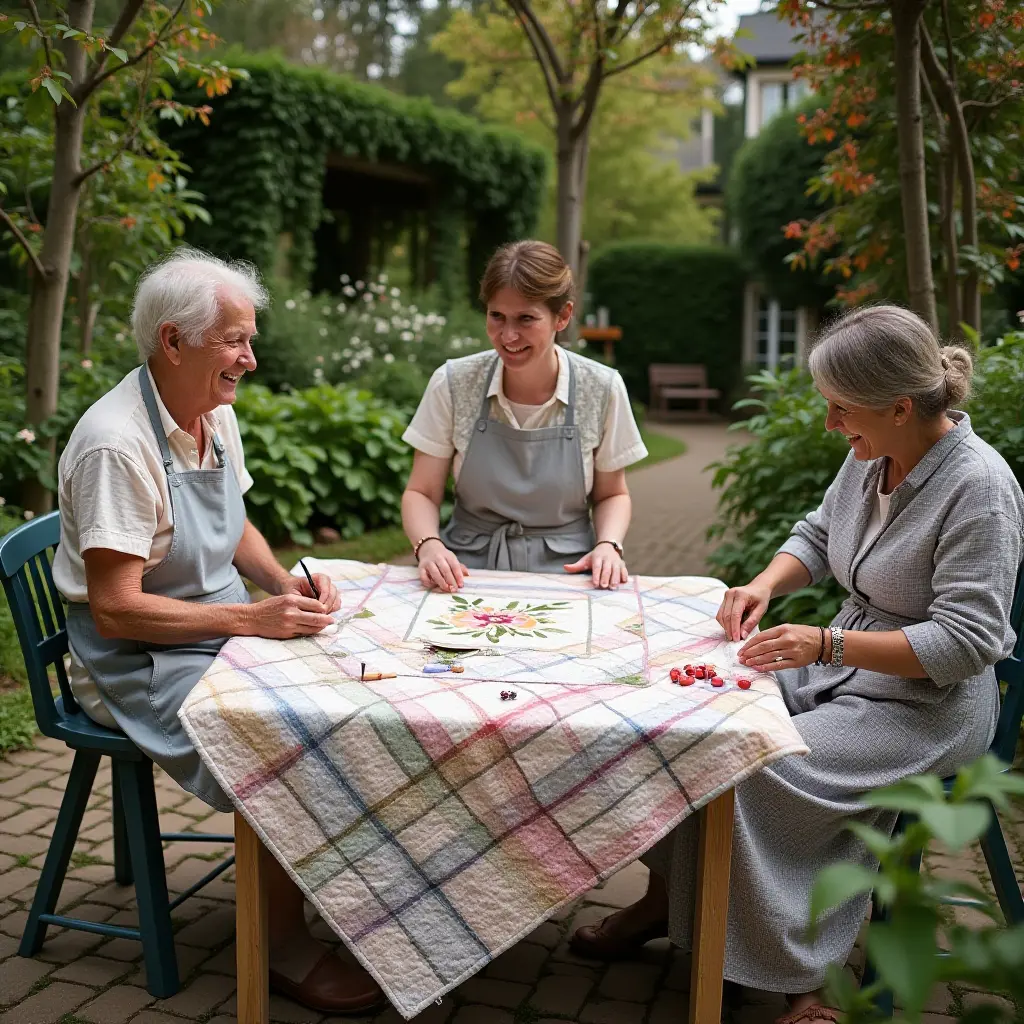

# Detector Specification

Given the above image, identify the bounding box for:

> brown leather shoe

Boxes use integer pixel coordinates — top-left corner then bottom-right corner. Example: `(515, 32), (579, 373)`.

(569, 912), (668, 960)
(269, 949), (385, 1015)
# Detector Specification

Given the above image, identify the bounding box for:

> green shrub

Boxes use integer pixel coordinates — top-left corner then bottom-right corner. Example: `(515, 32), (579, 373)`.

(587, 243), (746, 406)
(728, 98), (839, 312)
(707, 368), (849, 627)
(707, 327), (1024, 627)
(234, 382), (413, 546)
(253, 276), (488, 404)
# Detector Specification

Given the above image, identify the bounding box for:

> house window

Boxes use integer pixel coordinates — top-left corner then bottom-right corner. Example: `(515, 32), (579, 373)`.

(756, 296), (798, 371)
(758, 79), (808, 131)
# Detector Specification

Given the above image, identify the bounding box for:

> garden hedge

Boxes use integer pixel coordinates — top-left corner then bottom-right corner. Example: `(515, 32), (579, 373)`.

(587, 243), (746, 406)
(168, 53), (548, 302)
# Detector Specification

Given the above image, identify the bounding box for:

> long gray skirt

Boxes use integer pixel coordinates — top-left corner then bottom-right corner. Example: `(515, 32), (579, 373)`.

(642, 666), (998, 992)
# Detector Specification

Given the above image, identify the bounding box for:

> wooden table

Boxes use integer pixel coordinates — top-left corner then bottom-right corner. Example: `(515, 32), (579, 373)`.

(234, 788), (735, 1024)
(578, 325), (622, 365)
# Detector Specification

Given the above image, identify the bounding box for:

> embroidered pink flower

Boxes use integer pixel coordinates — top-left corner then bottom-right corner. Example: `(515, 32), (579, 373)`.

(448, 606), (538, 631)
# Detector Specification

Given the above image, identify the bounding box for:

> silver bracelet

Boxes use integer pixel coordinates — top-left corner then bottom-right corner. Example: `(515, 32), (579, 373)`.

(829, 626), (845, 668)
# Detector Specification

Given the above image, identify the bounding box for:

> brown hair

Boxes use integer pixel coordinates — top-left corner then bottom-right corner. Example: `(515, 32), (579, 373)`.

(479, 240), (574, 315)
(809, 304), (972, 418)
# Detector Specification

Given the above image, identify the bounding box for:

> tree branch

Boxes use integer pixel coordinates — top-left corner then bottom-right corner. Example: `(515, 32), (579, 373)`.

(572, 60), (603, 139)
(807, 0), (887, 10)
(83, 0), (146, 87)
(24, 0), (53, 69)
(0, 207), (46, 279)
(79, 0), (186, 104)
(602, 2), (697, 81)
(507, 3), (561, 114)
(505, 0), (565, 85)
(72, 81), (150, 185)
(940, 0), (955, 90)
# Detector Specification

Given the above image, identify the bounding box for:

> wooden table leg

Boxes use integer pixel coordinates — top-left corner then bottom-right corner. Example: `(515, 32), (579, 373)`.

(235, 811), (269, 1024)
(689, 788), (735, 1024)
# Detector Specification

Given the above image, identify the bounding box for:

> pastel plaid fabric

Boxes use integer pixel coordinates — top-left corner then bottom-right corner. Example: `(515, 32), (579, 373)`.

(179, 562), (807, 1018)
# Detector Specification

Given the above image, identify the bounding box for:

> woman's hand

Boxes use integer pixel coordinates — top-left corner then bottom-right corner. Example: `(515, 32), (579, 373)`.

(717, 581), (773, 641)
(280, 571), (341, 613)
(418, 539), (470, 592)
(737, 624), (823, 671)
(565, 545), (629, 589)
(245, 594), (336, 639)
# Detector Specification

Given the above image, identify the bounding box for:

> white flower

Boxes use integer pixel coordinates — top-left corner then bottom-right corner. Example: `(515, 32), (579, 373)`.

(375, 321), (388, 334)
(424, 313), (436, 326)
(336, 302), (346, 313)
(451, 339), (463, 350)
(316, 355), (325, 363)
(313, 368), (324, 381)
(322, 305), (332, 316)
(80, 359), (93, 369)
(378, 272), (388, 284)
(409, 305), (418, 314)
(23, 510), (34, 520)
(390, 287), (400, 297)
(301, 290), (311, 300)
(363, 292), (374, 303)
(343, 363), (354, 373)
(355, 280), (364, 290)
(342, 348), (352, 357)
(437, 316), (446, 327)
(401, 331), (414, 342)
(319, 327), (328, 337)
(16, 429), (35, 444)
(342, 286), (356, 298)
(383, 353), (395, 363)
(340, 274), (350, 284)
(115, 332), (125, 342)
(285, 299), (296, 310)
(332, 352), (342, 361)
(0, 496), (5, 507)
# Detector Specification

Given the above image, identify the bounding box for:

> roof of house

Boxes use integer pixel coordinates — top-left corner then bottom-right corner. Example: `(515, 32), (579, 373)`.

(734, 10), (810, 66)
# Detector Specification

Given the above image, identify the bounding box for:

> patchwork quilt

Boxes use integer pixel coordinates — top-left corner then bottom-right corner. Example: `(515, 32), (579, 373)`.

(179, 561), (808, 1018)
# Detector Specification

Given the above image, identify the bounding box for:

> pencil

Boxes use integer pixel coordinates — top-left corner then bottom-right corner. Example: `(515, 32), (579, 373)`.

(298, 559), (321, 601)
(361, 672), (396, 681)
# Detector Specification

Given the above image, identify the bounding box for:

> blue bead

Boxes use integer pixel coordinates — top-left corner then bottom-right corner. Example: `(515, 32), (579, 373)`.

(423, 664), (449, 673)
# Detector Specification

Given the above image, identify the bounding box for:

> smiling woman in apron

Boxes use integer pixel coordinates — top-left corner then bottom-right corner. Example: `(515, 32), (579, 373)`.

(401, 240), (648, 590)
(52, 249), (383, 1016)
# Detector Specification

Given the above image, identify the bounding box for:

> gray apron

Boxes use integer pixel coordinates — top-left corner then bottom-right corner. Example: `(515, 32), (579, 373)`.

(440, 353), (595, 572)
(65, 367), (247, 811)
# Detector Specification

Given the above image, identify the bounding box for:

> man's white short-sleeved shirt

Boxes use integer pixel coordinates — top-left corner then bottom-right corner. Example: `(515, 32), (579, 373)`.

(52, 364), (253, 605)
(402, 345), (647, 493)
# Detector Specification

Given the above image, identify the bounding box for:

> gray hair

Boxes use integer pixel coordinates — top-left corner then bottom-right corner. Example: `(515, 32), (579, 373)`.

(808, 304), (973, 418)
(130, 246), (269, 360)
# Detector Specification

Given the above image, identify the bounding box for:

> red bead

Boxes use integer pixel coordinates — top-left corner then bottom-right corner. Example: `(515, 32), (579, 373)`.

(694, 668), (705, 679)
(737, 678), (752, 690)
(684, 667), (695, 676)
(711, 676), (724, 687)
(670, 668), (681, 681)
(680, 675), (695, 686)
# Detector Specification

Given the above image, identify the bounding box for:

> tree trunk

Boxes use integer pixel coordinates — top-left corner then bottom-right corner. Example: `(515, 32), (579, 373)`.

(920, 27), (980, 334)
(22, 0), (95, 513)
(939, 149), (962, 338)
(555, 110), (587, 283)
(891, 0), (938, 331)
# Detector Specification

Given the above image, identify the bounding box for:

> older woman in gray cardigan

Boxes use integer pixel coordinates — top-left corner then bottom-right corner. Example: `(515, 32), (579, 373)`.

(570, 305), (1024, 1022)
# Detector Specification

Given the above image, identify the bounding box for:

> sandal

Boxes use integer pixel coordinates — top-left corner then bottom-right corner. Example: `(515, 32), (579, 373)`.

(775, 1004), (840, 1024)
(569, 912), (668, 961)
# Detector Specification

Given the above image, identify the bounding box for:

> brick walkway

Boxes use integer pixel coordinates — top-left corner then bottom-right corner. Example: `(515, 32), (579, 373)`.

(0, 423), (1017, 1023)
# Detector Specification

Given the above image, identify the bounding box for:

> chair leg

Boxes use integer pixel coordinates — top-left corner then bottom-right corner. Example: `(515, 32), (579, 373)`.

(112, 780), (133, 887)
(979, 806), (1024, 926)
(114, 758), (179, 998)
(20, 749), (100, 957)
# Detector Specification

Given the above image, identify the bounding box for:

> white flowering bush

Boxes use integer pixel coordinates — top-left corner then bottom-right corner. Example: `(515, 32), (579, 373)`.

(254, 274), (488, 407)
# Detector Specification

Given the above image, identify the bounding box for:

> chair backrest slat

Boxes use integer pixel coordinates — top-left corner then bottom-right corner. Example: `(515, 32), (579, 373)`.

(992, 564), (1024, 765)
(649, 363), (709, 388)
(0, 512), (68, 737)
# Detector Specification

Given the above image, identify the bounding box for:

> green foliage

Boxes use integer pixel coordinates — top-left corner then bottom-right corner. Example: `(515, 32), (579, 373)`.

(728, 98), (838, 311)
(707, 369), (849, 627)
(167, 53), (547, 300)
(811, 755), (1024, 1023)
(587, 243), (746, 405)
(965, 330), (1024, 488)
(253, 275), (487, 404)
(234, 382), (413, 546)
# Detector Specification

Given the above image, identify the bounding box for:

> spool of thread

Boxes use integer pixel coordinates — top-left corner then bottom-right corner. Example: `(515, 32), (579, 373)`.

(450, 665), (465, 674)
(423, 664), (449, 674)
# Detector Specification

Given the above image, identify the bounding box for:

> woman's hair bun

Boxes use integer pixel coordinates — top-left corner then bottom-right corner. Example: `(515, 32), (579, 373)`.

(939, 344), (973, 406)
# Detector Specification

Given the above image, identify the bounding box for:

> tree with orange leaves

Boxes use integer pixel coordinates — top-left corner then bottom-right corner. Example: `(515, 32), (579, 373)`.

(0, 1), (243, 512)
(779, 0), (1024, 336)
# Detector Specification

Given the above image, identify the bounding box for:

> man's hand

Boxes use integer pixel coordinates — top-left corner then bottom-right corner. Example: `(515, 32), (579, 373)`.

(244, 594), (336, 639)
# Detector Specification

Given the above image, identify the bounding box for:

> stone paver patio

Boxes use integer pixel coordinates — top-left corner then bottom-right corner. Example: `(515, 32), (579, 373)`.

(0, 422), (1018, 1023)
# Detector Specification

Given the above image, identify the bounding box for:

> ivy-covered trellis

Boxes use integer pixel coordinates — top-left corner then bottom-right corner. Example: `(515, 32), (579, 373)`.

(168, 54), (548, 303)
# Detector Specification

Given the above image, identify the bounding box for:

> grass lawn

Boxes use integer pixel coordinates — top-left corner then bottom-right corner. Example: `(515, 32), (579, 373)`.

(633, 426), (687, 471)
(0, 426), (688, 756)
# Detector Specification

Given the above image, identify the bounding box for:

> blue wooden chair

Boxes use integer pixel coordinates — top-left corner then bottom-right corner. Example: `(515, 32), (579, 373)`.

(862, 570), (1024, 1013)
(0, 511), (235, 998)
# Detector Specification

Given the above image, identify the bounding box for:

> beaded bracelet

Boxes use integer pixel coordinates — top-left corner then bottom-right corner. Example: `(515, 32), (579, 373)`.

(413, 535), (442, 560)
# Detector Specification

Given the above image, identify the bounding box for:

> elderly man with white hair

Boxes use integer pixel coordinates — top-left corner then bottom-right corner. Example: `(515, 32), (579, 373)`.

(52, 247), (384, 1016)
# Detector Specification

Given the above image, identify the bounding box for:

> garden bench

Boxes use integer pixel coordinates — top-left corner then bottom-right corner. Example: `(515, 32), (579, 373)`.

(649, 363), (721, 417)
